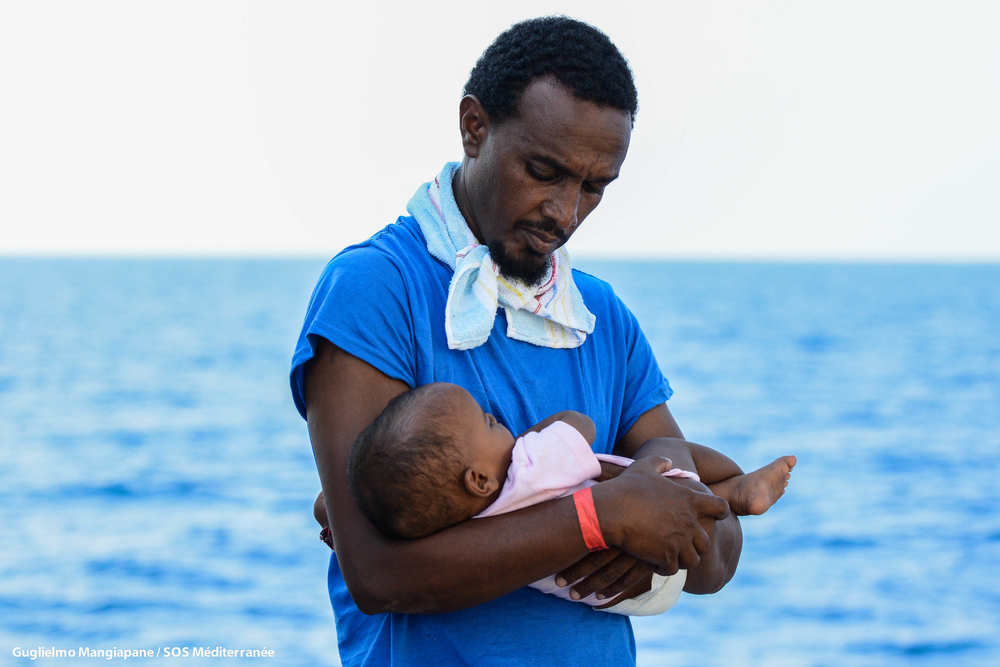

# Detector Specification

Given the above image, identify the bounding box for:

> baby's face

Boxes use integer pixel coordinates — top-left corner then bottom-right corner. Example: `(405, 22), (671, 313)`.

(447, 385), (516, 483)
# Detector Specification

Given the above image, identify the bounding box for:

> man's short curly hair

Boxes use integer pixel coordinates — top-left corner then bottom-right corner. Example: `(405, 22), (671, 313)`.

(347, 385), (471, 539)
(463, 16), (638, 126)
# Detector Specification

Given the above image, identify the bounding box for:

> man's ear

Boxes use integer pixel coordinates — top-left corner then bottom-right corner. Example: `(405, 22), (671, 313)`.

(463, 466), (499, 497)
(458, 95), (490, 159)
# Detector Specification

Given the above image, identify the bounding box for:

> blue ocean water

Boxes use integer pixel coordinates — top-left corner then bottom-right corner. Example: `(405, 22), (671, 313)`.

(0, 258), (997, 666)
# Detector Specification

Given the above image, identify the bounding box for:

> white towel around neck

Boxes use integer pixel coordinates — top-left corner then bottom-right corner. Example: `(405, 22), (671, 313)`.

(406, 162), (596, 351)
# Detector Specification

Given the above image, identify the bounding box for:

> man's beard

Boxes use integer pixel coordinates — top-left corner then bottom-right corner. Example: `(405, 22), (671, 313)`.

(488, 240), (550, 287)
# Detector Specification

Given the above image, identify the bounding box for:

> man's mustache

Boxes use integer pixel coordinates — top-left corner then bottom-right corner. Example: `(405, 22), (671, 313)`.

(517, 221), (567, 242)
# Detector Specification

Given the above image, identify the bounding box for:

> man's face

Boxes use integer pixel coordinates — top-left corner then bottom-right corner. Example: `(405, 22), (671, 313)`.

(460, 78), (632, 285)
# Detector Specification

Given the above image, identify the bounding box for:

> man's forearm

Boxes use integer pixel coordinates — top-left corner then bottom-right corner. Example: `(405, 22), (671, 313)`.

(682, 512), (742, 594)
(331, 491), (595, 615)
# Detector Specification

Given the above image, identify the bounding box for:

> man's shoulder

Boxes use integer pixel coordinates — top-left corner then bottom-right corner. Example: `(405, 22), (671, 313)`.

(569, 267), (651, 349)
(317, 216), (442, 290)
(570, 267), (627, 317)
(332, 216), (428, 266)
(570, 267), (615, 296)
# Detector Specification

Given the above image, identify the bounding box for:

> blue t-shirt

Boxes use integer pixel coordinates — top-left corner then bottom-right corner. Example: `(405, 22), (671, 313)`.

(291, 216), (672, 667)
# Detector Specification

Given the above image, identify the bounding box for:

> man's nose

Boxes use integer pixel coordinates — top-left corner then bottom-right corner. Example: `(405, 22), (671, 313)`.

(542, 184), (581, 232)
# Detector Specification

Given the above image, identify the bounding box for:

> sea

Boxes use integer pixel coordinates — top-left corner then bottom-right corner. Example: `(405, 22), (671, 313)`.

(1, 258), (997, 666)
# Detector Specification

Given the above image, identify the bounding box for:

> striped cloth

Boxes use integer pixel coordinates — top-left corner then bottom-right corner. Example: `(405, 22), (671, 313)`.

(406, 162), (596, 351)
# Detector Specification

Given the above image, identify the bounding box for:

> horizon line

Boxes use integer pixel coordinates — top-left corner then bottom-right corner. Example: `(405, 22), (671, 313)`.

(2, 251), (998, 265)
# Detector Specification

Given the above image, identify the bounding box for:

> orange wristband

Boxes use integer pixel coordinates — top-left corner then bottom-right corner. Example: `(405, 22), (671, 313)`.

(573, 487), (608, 552)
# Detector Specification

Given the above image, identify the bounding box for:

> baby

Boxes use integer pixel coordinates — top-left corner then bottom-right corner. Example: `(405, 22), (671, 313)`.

(321, 382), (795, 615)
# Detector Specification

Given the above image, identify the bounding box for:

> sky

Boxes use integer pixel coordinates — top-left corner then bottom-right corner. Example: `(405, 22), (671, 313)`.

(1, 0), (997, 259)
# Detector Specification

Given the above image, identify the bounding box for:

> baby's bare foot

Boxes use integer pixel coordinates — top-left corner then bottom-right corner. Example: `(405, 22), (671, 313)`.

(727, 456), (796, 516)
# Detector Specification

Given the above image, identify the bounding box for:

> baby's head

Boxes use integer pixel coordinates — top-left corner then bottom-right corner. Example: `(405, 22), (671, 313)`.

(348, 383), (515, 539)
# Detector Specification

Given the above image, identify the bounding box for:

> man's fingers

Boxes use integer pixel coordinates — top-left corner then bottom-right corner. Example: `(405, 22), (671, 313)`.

(699, 493), (731, 520)
(592, 560), (656, 602)
(692, 525), (712, 556)
(655, 556), (680, 577)
(555, 547), (621, 587)
(594, 571), (656, 609)
(677, 543), (701, 571)
(638, 455), (673, 474)
(568, 552), (638, 600)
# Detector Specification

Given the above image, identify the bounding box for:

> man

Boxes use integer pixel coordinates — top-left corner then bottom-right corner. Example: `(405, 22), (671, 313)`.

(291, 16), (742, 666)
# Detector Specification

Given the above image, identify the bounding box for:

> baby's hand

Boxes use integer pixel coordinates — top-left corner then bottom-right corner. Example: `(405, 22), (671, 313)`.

(313, 491), (334, 550)
(313, 491), (329, 529)
(596, 460), (627, 482)
(518, 411), (596, 444)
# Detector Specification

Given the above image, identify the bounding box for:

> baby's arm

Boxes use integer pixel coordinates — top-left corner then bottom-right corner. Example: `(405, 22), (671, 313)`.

(519, 411), (596, 446)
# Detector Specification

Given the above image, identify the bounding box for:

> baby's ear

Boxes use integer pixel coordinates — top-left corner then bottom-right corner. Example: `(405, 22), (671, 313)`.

(464, 467), (499, 497)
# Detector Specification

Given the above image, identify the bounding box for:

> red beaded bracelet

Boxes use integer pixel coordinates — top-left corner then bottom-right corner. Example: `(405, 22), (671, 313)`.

(572, 487), (608, 552)
(319, 527), (334, 550)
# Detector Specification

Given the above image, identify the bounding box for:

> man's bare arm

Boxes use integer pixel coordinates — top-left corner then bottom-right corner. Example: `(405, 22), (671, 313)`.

(306, 339), (727, 614)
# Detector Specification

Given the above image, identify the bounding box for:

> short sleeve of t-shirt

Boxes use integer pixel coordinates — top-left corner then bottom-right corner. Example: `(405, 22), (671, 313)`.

(290, 240), (417, 418)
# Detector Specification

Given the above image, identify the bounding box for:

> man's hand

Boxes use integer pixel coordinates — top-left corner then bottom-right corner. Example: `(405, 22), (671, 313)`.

(557, 456), (729, 601)
(595, 456), (729, 570)
(557, 547), (656, 603)
(612, 403), (743, 595)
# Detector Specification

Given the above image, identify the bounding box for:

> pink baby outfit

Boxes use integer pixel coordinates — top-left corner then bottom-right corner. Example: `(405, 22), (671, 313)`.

(475, 421), (699, 616)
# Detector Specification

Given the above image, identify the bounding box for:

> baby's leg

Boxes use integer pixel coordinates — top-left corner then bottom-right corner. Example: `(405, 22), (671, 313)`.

(709, 456), (796, 516)
(634, 438), (794, 516)
(639, 438), (746, 483)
